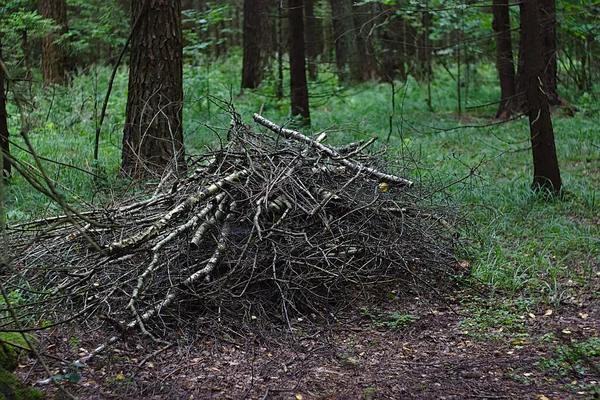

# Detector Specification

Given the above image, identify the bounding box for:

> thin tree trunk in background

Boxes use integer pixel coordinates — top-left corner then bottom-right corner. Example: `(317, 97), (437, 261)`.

(39, 0), (69, 85)
(242, 0), (271, 89)
(493, 0), (516, 119)
(521, 0), (562, 193)
(121, 0), (186, 179)
(416, 4), (432, 82)
(379, 4), (405, 82)
(288, 0), (310, 125)
(539, 0), (560, 106)
(330, 0), (360, 83)
(304, 0), (320, 80)
(353, 3), (378, 81)
(276, 0), (284, 100)
(0, 41), (11, 177)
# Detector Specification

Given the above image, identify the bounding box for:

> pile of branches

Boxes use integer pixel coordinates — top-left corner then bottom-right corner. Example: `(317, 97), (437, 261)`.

(5, 114), (461, 335)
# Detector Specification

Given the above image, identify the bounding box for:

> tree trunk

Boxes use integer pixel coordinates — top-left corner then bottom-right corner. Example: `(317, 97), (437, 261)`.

(539, 0), (560, 106)
(492, 0), (516, 119)
(39, 0), (68, 85)
(241, 0), (271, 89)
(415, 5), (432, 82)
(304, 0), (321, 81)
(288, 0), (310, 125)
(0, 40), (11, 178)
(329, 0), (360, 83)
(521, 0), (562, 193)
(353, 3), (378, 81)
(121, 0), (186, 179)
(379, 4), (405, 82)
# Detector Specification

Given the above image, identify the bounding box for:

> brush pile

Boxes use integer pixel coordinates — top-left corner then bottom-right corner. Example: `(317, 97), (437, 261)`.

(5, 114), (460, 334)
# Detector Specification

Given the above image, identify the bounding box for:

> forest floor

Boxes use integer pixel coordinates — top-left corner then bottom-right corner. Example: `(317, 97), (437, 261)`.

(18, 276), (600, 400)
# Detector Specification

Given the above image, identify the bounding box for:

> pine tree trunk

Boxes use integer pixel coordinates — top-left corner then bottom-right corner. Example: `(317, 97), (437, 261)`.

(121, 0), (186, 179)
(353, 3), (378, 81)
(521, 0), (562, 193)
(539, 0), (560, 106)
(304, 0), (321, 81)
(493, 0), (516, 119)
(288, 0), (310, 125)
(379, 4), (405, 82)
(242, 0), (271, 89)
(329, 0), (361, 83)
(39, 0), (68, 85)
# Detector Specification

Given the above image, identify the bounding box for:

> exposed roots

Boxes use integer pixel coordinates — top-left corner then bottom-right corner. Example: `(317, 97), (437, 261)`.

(4, 114), (462, 336)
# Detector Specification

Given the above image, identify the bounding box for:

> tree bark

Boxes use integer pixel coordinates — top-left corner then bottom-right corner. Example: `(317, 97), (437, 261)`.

(353, 3), (378, 81)
(492, 0), (516, 119)
(241, 0), (271, 89)
(415, 5), (432, 82)
(304, 0), (322, 81)
(39, 0), (68, 85)
(379, 4), (405, 82)
(0, 40), (11, 177)
(329, 0), (360, 83)
(288, 0), (310, 125)
(539, 0), (560, 106)
(521, 0), (562, 193)
(121, 0), (186, 179)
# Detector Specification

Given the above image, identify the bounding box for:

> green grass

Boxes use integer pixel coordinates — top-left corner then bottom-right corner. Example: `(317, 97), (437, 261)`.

(4, 55), (600, 309)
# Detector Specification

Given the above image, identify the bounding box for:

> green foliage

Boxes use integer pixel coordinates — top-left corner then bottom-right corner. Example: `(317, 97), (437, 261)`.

(182, 2), (235, 58)
(52, 361), (86, 384)
(539, 337), (600, 395)
(0, 1), (54, 46)
(66, 0), (128, 61)
(459, 297), (532, 340)
(361, 308), (417, 329)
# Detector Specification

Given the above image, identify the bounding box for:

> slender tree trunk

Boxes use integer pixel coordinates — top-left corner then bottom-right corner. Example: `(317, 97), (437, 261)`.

(353, 3), (378, 81)
(39, 0), (69, 85)
(276, 0), (284, 100)
(379, 4), (405, 82)
(304, 0), (320, 81)
(493, 0), (516, 119)
(415, 4), (432, 82)
(288, 0), (310, 125)
(521, 0), (562, 193)
(539, 0), (560, 106)
(121, 0), (186, 179)
(0, 40), (11, 177)
(330, 0), (360, 83)
(241, 0), (271, 89)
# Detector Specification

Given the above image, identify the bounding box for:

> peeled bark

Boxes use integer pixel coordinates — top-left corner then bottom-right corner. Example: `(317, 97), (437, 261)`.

(521, 0), (562, 193)
(121, 0), (186, 179)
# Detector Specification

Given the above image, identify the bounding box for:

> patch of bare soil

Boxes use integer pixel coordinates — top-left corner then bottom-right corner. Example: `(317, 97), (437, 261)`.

(17, 285), (600, 400)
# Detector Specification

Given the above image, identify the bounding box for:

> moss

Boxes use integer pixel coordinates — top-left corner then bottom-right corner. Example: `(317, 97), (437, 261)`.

(0, 368), (44, 400)
(0, 333), (44, 399)
(0, 333), (37, 372)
